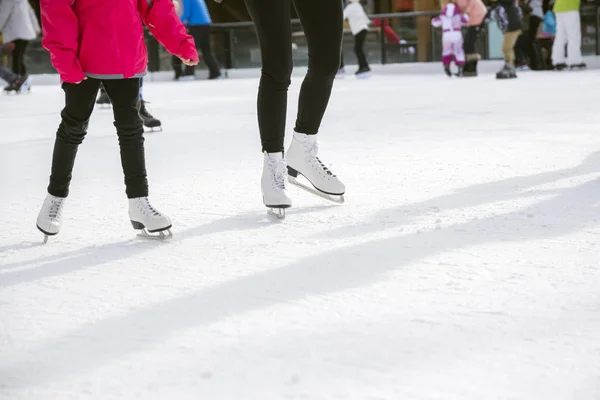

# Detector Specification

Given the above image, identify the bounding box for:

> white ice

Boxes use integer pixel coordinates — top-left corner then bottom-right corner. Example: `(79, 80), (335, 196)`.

(1, 69), (599, 400)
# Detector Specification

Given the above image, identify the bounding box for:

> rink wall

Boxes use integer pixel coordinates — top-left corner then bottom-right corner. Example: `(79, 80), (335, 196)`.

(21, 55), (600, 86)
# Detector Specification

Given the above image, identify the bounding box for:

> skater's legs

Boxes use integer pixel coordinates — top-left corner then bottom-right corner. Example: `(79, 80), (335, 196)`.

(454, 35), (465, 65)
(102, 78), (148, 199)
(11, 40), (28, 75)
(441, 34), (454, 66)
(565, 10), (583, 65)
(502, 30), (521, 64)
(293, 0), (343, 135)
(47, 79), (102, 198)
(0, 65), (17, 85)
(528, 15), (543, 69)
(189, 25), (221, 78)
(552, 12), (568, 65)
(172, 55), (183, 78)
(353, 29), (369, 70)
(244, 0), (292, 153)
(463, 25), (479, 55)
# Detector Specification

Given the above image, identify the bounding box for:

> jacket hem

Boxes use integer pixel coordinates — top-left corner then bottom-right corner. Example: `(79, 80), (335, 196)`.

(84, 72), (147, 79)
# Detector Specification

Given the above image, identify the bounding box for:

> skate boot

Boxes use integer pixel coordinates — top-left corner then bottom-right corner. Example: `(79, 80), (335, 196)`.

(286, 132), (345, 203)
(4, 75), (31, 94)
(139, 100), (162, 131)
(36, 194), (66, 243)
(129, 197), (172, 239)
(262, 152), (292, 219)
(96, 87), (111, 107)
(554, 63), (567, 71)
(355, 66), (372, 79)
(463, 54), (480, 77)
(569, 62), (587, 70)
(456, 64), (464, 77)
(496, 63), (517, 79)
(444, 64), (452, 77)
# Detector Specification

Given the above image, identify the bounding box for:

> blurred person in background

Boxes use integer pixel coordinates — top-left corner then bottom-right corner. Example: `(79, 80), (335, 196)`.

(454, 0), (487, 77)
(490, 0), (524, 79)
(0, 0), (41, 92)
(343, 0), (372, 78)
(174, 0), (222, 80)
(551, 0), (585, 69)
(431, 0), (469, 77)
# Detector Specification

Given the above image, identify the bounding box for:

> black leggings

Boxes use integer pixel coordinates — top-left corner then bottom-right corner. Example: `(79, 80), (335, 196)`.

(244, 0), (343, 153)
(12, 40), (29, 75)
(48, 78), (147, 198)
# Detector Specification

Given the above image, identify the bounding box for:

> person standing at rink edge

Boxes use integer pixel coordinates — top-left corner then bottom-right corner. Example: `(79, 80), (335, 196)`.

(552, 0), (586, 70)
(36, 0), (198, 241)
(344, 0), (372, 78)
(215, 0), (346, 218)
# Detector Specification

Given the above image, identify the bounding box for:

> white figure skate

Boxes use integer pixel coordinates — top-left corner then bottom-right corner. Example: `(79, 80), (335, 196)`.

(129, 197), (172, 239)
(36, 194), (66, 243)
(286, 132), (345, 203)
(262, 152), (292, 220)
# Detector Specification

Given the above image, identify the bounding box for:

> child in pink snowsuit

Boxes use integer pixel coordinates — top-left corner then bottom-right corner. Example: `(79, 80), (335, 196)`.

(431, 1), (469, 77)
(36, 0), (199, 241)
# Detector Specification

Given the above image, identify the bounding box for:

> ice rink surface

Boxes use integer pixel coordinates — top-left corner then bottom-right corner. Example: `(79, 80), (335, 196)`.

(1, 69), (599, 399)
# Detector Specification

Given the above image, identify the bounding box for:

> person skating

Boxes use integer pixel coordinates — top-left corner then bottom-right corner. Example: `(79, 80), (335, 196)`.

(173, 0), (222, 80)
(455, 0), (487, 76)
(552, 0), (585, 70)
(37, 0), (198, 241)
(490, 0), (524, 79)
(343, 0), (372, 78)
(0, 0), (40, 92)
(224, 0), (345, 219)
(0, 43), (29, 93)
(96, 79), (162, 131)
(431, 0), (469, 77)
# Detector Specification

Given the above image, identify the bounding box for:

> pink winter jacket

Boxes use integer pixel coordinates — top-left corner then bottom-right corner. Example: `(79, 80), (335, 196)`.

(453, 0), (487, 26)
(40, 0), (199, 83)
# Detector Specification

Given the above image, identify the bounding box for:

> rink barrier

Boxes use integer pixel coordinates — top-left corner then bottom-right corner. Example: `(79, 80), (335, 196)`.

(20, 55), (600, 86)
(4, 7), (600, 78)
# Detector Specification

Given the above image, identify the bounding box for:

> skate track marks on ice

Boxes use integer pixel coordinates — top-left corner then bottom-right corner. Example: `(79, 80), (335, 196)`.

(1, 71), (600, 400)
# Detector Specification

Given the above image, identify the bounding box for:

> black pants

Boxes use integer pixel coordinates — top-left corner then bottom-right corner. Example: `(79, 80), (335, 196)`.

(244, 0), (343, 153)
(173, 25), (221, 78)
(463, 25), (481, 55)
(528, 15), (543, 70)
(354, 29), (369, 70)
(48, 78), (148, 199)
(11, 40), (28, 75)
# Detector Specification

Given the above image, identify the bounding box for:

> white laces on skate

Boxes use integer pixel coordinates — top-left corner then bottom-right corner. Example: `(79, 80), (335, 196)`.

(135, 197), (162, 217)
(267, 155), (288, 190)
(48, 198), (64, 220)
(304, 141), (336, 179)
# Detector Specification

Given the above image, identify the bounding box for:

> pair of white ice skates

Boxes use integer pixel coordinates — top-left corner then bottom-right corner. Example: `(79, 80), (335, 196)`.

(36, 195), (172, 242)
(262, 132), (345, 219)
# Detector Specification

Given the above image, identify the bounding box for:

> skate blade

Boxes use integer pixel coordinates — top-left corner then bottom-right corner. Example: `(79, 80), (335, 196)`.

(37, 225), (57, 244)
(145, 126), (163, 132)
(289, 176), (345, 204)
(137, 228), (173, 240)
(267, 208), (286, 220)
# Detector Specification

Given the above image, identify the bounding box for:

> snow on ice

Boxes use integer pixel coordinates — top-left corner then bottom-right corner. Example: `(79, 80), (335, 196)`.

(1, 70), (599, 400)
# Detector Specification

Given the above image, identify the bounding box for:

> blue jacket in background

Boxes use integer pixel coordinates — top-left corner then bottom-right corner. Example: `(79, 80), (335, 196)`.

(180, 0), (212, 26)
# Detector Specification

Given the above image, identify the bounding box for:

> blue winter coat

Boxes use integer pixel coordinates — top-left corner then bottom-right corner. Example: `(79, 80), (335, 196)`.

(180, 0), (212, 26)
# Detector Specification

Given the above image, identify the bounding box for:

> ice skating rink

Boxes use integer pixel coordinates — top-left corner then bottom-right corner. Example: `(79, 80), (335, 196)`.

(1, 70), (599, 400)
